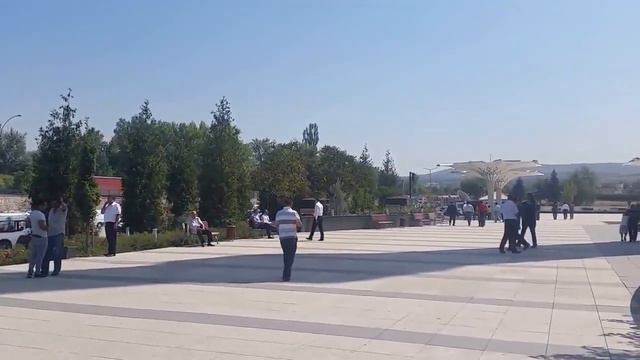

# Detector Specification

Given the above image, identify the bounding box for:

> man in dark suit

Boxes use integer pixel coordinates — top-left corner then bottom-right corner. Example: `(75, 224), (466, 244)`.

(518, 193), (538, 248)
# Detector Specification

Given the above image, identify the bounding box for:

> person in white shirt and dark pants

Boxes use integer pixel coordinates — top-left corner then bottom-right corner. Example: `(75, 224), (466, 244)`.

(499, 194), (521, 254)
(101, 196), (121, 257)
(275, 197), (303, 282)
(306, 199), (324, 241)
(27, 200), (48, 278)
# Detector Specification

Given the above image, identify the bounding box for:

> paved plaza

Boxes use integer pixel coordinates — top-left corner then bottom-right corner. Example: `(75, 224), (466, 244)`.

(1, 214), (639, 359)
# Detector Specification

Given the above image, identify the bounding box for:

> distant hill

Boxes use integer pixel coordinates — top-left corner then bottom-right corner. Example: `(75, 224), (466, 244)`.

(413, 163), (640, 186)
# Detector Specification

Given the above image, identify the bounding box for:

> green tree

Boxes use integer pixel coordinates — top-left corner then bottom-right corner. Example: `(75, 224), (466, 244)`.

(72, 133), (101, 245)
(547, 169), (562, 203)
(83, 128), (113, 176)
(199, 97), (251, 224)
(250, 138), (276, 165)
(30, 89), (99, 234)
(0, 128), (27, 173)
(562, 180), (578, 203)
(253, 141), (309, 200)
(115, 100), (168, 232)
(378, 150), (399, 203)
(166, 123), (203, 222)
(511, 177), (526, 201)
(350, 145), (377, 213)
(460, 177), (487, 200)
(316, 145), (358, 197)
(302, 123), (319, 149)
(569, 166), (597, 205)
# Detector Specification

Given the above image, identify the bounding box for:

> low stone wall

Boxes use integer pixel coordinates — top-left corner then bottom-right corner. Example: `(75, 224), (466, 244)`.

(300, 214), (411, 232)
(0, 194), (29, 213)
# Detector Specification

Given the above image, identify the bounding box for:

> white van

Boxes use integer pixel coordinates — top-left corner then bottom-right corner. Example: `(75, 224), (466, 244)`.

(0, 213), (31, 250)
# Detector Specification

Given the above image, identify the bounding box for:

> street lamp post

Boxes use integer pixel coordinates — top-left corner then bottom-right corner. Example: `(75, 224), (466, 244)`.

(424, 167), (438, 188)
(1, 114), (22, 135)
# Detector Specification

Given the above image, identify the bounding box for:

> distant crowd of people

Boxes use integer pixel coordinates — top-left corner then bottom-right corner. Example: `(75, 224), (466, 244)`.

(619, 204), (640, 242)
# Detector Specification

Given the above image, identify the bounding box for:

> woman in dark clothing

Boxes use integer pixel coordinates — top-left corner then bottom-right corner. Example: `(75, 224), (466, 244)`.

(446, 204), (458, 226)
(552, 202), (559, 220)
(628, 204), (640, 242)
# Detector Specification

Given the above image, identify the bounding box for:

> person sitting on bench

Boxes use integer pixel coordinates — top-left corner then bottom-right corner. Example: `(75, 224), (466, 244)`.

(260, 210), (275, 239)
(187, 211), (215, 247)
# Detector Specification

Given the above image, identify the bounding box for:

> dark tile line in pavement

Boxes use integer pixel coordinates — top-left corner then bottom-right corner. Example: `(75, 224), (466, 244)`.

(1, 270), (631, 315)
(0, 296), (607, 357)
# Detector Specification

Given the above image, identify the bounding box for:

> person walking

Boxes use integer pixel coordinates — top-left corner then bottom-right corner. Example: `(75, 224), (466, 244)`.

(552, 202), (559, 220)
(463, 201), (474, 226)
(101, 196), (121, 257)
(307, 199), (324, 241)
(561, 202), (570, 220)
(519, 193), (538, 248)
(27, 200), (48, 278)
(41, 198), (67, 276)
(569, 203), (575, 220)
(275, 197), (303, 281)
(499, 194), (521, 254)
(477, 202), (488, 227)
(446, 203), (458, 226)
(619, 208), (630, 242)
(628, 204), (640, 242)
(493, 202), (502, 223)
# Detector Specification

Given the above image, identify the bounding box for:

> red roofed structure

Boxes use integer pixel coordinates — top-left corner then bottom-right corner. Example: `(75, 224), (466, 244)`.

(93, 176), (123, 197)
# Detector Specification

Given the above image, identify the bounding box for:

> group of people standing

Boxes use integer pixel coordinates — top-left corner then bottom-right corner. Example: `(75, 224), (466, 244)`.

(26, 198), (67, 278)
(619, 204), (640, 242)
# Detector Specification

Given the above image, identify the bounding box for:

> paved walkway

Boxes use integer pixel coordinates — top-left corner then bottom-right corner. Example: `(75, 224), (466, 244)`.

(1, 214), (639, 359)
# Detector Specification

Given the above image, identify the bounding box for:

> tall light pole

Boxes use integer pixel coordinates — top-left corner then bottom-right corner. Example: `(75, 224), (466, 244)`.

(424, 167), (438, 188)
(1, 114), (22, 135)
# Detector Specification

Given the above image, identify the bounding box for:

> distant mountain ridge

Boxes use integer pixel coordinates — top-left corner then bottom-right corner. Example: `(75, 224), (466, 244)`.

(414, 163), (640, 185)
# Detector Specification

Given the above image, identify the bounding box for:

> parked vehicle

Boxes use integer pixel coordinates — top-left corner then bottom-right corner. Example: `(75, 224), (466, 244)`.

(0, 212), (31, 250)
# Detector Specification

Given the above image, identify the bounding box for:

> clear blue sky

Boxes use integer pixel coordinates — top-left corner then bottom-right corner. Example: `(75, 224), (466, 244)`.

(1, 0), (639, 174)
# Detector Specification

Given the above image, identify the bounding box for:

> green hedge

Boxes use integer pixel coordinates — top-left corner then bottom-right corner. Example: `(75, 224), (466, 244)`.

(1, 223), (266, 266)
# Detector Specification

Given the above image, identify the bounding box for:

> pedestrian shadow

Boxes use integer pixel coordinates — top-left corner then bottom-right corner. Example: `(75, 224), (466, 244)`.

(1, 241), (640, 296)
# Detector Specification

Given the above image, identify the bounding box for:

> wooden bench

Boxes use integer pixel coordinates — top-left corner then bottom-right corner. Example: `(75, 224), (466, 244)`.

(410, 213), (425, 227)
(371, 214), (394, 229)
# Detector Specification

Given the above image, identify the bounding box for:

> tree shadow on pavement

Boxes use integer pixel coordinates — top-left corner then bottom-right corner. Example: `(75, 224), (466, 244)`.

(1, 241), (640, 296)
(532, 286), (640, 360)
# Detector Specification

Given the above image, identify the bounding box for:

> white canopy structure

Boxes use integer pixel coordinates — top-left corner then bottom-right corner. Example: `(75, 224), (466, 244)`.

(624, 157), (640, 166)
(438, 160), (543, 206)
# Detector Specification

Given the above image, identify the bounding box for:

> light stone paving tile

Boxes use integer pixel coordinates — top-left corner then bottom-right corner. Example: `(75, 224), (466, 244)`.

(413, 344), (484, 359)
(357, 339), (426, 357)
(479, 351), (534, 360)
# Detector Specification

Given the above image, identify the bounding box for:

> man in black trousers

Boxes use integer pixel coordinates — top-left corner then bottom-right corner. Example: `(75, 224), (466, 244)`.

(629, 204), (640, 242)
(306, 198), (324, 241)
(499, 194), (521, 254)
(519, 193), (538, 248)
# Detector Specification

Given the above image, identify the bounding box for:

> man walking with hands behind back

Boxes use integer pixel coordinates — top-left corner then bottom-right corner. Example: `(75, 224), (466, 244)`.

(306, 198), (324, 241)
(499, 194), (521, 254)
(101, 196), (121, 257)
(276, 197), (303, 282)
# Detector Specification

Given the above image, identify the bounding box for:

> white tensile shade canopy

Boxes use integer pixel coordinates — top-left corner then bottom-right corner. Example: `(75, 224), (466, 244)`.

(438, 160), (543, 207)
(624, 157), (640, 166)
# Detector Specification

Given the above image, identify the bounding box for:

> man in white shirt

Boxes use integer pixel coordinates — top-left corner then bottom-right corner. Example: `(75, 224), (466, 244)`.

(187, 211), (215, 246)
(101, 196), (121, 257)
(42, 198), (67, 276)
(306, 199), (324, 241)
(561, 202), (570, 220)
(462, 202), (474, 226)
(27, 199), (48, 278)
(275, 197), (303, 282)
(499, 195), (521, 254)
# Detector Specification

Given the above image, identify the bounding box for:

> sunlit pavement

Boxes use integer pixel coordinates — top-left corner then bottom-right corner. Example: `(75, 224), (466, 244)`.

(1, 214), (639, 359)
